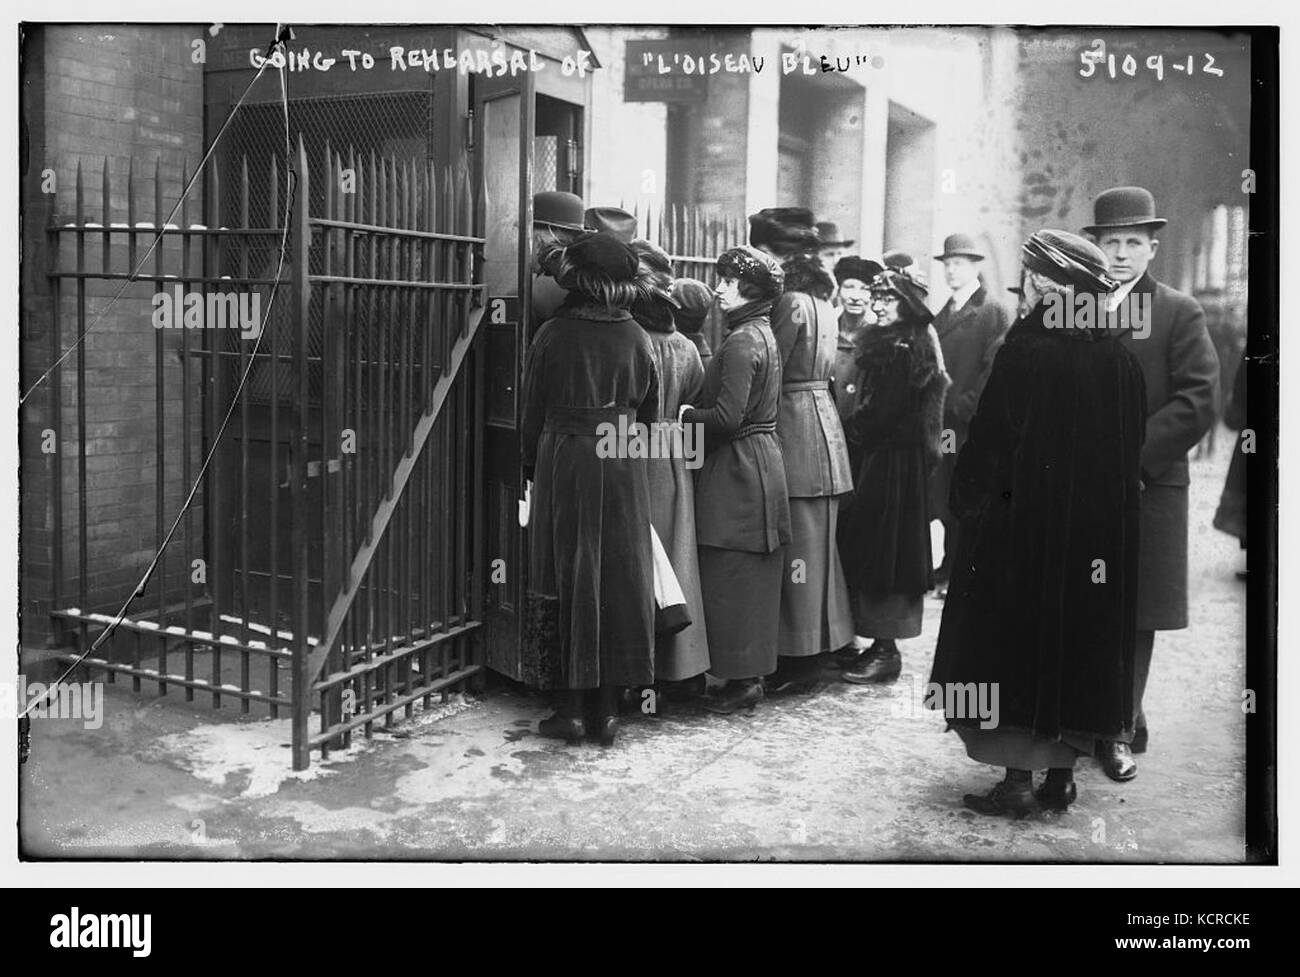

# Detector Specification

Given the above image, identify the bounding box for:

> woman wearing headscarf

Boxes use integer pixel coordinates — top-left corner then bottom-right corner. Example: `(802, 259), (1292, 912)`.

(520, 232), (661, 747)
(681, 245), (792, 715)
(748, 209), (855, 688)
(629, 240), (711, 688)
(836, 267), (950, 684)
(929, 229), (1146, 816)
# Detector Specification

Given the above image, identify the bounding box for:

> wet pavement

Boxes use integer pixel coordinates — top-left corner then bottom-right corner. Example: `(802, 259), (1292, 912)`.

(20, 433), (1247, 862)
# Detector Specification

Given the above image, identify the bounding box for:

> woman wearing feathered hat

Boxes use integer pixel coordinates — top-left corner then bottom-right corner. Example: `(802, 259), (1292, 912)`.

(928, 229), (1146, 816)
(628, 239), (711, 690)
(836, 266), (950, 685)
(520, 231), (661, 747)
(681, 245), (792, 715)
(749, 208), (855, 689)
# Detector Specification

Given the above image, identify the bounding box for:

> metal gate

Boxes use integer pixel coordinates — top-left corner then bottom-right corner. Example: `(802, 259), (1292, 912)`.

(39, 140), (487, 769)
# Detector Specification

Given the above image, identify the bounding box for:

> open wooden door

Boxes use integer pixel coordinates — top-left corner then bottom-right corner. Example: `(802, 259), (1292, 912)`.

(472, 39), (590, 680)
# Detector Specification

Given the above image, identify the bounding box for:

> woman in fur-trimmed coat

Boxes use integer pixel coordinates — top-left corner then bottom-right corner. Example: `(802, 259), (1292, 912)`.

(836, 268), (950, 684)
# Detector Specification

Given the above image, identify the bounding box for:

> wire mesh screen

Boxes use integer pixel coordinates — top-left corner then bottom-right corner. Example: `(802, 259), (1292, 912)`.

(213, 91), (437, 407)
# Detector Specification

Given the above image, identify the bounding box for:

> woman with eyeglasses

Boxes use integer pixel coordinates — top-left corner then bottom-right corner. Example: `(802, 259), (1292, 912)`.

(835, 268), (950, 685)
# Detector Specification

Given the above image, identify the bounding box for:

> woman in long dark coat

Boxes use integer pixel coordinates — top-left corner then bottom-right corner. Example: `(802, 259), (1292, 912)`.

(768, 252), (855, 683)
(520, 232), (661, 747)
(929, 230), (1147, 816)
(682, 246), (792, 715)
(629, 241), (710, 685)
(836, 268), (949, 684)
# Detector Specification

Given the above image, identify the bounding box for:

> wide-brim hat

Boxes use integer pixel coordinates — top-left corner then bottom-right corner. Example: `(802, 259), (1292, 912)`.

(749, 208), (820, 256)
(935, 233), (984, 261)
(834, 255), (884, 286)
(870, 268), (933, 325)
(564, 231), (639, 284)
(533, 191), (586, 232)
(585, 206), (638, 244)
(1083, 186), (1167, 233)
(816, 221), (855, 248)
(1022, 228), (1117, 294)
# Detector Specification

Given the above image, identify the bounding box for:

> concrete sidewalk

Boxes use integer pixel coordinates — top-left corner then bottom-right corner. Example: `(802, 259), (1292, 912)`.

(20, 438), (1248, 862)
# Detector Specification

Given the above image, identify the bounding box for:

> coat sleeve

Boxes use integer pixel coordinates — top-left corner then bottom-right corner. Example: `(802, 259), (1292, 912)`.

(1141, 294), (1220, 480)
(637, 338), (661, 429)
(950, 340), (1024, 523)
(683, 329), (757, 436)
(770, 293), (804, 371)
(519, 321), (552, 481)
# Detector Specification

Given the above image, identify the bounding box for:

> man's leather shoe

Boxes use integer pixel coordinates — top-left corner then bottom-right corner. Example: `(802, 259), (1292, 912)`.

(842, 646), (901, 684)
(963, 779), (1037, 819)
(1131, 725), (1148, 755)
(1097, 740), (1138, 781)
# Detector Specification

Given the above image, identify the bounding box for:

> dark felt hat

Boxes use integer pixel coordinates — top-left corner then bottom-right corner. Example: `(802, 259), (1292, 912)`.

(816, 221), (855, 248)
(834, 255), (884, 285)
(883, 249), (914, 270)
(749, 208), (820, 255)
(566, 231), (639, 283)
(870, 268), (933, 325)
(1084, 186), (1167, 233)
(533, 191), (586, 232)
(935, 233), (984, 261)
(1022, 229), (1117, 293)
(585, 206), (638, 244)
(671, 278), (714, 328)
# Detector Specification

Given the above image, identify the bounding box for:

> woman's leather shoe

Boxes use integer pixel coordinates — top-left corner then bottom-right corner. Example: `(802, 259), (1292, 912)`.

(1131, 725), (1149, 755)
(1035, 779), (1078, 811)
(596, 715), (619, 747)
(842, 646), (901, 684)
(704, 680), (763, 715)
(538, 714), (585, 744)
(963, 779), (1038, 819)
(1097, 740), (1138, 781)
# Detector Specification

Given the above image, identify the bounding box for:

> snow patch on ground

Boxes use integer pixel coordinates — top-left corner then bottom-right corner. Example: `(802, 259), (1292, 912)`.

(152, 694), (479, 798)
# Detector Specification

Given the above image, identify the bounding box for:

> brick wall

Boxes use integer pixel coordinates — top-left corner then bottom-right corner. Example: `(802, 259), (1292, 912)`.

(21, 25), (207, 646)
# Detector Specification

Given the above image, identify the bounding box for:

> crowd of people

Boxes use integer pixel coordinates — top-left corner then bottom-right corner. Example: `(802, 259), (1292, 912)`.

(517, 185), (1222, 818)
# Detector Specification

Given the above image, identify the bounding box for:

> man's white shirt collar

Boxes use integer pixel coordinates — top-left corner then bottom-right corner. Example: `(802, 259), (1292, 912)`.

(949, 278), (980, 312)
(1107, 276), (1139, 312)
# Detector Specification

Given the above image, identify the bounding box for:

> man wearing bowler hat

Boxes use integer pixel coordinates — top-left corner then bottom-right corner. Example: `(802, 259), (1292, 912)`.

(1086, 186), (1219, 782)
(816, 221), (855, 282)
(531, 191), (589, 322)
(928, 233), (1010, 590)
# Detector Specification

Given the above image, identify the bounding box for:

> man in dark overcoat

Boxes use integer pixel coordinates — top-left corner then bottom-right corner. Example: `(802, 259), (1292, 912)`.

(927, 233), (1010, 586)
(1087, 186), (1220, 781)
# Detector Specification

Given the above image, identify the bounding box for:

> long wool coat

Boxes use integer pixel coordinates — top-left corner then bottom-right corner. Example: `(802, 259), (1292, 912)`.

(1114, 273), (1219, 631)
(770, 289), (854, 499)
(928, 283), (1010, 523)
(686, 309), (791, 554)
(633, 299), (710, 681)
(520, 299), (660, 690)
(929, 302), (1147, 742)
(836, 319), (949, 599)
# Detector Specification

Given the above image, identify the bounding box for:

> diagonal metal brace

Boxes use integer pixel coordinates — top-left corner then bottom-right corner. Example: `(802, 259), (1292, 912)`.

(303, 301), (486, 687)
